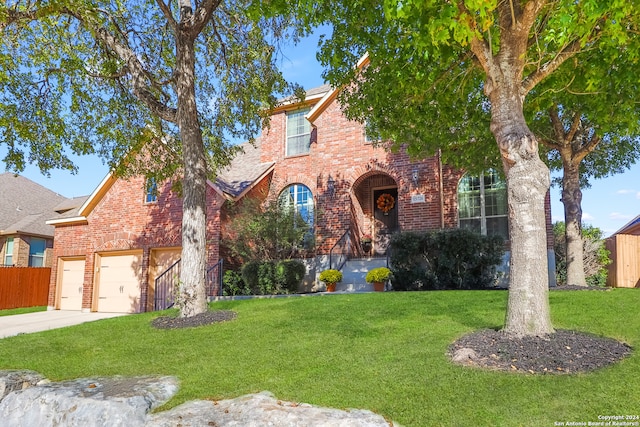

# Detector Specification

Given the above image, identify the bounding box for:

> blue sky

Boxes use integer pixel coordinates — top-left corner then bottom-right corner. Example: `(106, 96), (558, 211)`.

(6, 28), (639, 237)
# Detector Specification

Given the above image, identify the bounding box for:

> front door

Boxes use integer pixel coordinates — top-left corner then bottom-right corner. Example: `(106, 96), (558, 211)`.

(373, 188), (398, 255)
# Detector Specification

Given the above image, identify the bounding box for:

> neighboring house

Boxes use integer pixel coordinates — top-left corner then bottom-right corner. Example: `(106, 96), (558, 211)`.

(605, 215), (640, 288)
(0, 173), (68, 268)
(46, 82), (556, 313)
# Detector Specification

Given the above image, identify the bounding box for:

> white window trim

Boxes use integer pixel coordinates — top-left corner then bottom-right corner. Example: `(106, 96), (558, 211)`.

(286, 108), (312, 157)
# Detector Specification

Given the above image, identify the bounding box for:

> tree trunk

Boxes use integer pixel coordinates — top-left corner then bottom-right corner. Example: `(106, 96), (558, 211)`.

(489, 87), (555, 337)
(561, 161), (587, 287)
(175, 31), (208, 317)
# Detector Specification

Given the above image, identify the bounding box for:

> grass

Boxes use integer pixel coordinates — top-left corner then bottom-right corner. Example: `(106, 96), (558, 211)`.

(0, 290), (639, 426)
(0, 306), (46, 317)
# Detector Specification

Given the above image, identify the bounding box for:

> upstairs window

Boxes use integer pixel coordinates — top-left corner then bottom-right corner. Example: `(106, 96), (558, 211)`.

(286, 108), (311, 156)
(364, 120), (381, 143)
(4, 237), (14, 266)
(145, 178), (158, 203)
(458, 169), (509, 240)
(29, 237), (46, 267)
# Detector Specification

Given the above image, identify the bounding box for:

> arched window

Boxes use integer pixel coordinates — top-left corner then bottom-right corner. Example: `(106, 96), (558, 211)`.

(278, 184), (314, 229)
(458, 169), (509, 240)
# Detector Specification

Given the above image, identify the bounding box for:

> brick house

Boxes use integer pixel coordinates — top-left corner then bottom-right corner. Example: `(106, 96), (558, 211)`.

(46, 83), (555, 313)
(46, 174), (225, 313)
(0, 173), (69, 268)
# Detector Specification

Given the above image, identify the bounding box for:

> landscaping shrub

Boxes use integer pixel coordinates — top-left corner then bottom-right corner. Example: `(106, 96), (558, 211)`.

(390, 229), (504, 290)
(222, 270), (251, 296)
(240, 259), (305, 295)
(388, 232), (432, 290)
(277, 260), (306, 293)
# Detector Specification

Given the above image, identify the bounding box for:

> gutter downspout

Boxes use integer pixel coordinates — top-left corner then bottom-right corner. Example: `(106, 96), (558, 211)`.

(439, 149), (445, 229)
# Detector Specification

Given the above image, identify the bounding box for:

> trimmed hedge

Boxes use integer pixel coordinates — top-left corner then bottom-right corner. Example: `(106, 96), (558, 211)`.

(389, 229), (505, 290)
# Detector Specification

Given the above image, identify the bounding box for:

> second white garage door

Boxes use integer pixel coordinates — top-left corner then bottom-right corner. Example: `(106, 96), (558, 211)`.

(96, 252), (142, 313)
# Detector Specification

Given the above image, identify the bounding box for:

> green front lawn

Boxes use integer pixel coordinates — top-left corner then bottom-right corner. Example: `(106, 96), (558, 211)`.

(0, 306), (46, 317)
(0, 290), (638, 426)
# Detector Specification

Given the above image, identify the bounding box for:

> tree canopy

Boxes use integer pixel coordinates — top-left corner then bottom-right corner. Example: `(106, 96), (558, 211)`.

(312, 0), (640, 335)
(1, 0), (300, 178)
(1, 0), (303, 316)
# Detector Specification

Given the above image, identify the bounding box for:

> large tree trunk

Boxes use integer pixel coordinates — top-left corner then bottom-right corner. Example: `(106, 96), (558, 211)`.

(489, 87), (555, 337)
(175, 31), (208, 317)
(561, 159), (587, 287)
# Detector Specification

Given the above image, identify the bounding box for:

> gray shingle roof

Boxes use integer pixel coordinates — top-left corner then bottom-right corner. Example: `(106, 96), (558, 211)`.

(215, 141), (274, 199)
(0, 173), (69, 237)
(279, 84), (332, 104)
(49, 196), (90, 221)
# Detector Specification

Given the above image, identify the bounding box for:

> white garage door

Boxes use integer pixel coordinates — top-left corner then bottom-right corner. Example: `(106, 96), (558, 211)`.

(96, 252), (142, 313)
(59, 258), (85, 311)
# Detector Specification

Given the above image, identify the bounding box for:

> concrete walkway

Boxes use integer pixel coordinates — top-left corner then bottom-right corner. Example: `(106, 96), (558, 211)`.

(0, 310), (128, 339)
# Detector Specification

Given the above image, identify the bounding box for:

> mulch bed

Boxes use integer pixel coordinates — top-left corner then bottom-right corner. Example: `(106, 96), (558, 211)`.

(447, 285), (629, 374)
(152, 310), (237, 330)
(449, 329), (632, 374)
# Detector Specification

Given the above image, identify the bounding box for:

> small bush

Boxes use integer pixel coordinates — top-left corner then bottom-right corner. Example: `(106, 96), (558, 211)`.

(277, 260), (307, 293)
(240, 259), (305, 295)
(222, 270), (251, 296)
(240, 261), (262, 294)
(319, 269), (343, 284)
(365, 267), (392, 283)
(390, 229), (505, 290)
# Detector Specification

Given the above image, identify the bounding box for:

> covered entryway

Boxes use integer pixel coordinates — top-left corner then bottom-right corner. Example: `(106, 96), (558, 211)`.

(95, 251), (142, 313)
(58, 258), (85, 311)
(352, 172), (399, 256)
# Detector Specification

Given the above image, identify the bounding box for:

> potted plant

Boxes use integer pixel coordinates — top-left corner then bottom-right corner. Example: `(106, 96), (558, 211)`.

(318, 269), (343, 292)
(361, 234), (372, 255)
(365, 267), (392, 292)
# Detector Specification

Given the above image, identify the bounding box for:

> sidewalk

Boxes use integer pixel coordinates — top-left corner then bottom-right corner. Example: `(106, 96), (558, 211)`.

(0, 310), (127, 339)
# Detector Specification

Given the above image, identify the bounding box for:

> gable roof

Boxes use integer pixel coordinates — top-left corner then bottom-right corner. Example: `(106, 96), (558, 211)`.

(215, 141), (274, 200)
(0, 173), (68, 237)
(612, 214), (640, 236)
(306, 54), (370, 123)
(47, 142), (274, 226)
(271, 84), (333, 114)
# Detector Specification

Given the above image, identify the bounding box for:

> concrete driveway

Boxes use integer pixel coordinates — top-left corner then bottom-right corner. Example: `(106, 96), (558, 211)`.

(0, 310), (128, 339)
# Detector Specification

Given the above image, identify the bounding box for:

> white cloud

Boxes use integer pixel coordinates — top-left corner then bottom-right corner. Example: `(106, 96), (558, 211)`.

(582, 212), (595, 221)
(637, 192), (640, 199)
(616, 189), (637, 195)
(610, 212), (633, 221)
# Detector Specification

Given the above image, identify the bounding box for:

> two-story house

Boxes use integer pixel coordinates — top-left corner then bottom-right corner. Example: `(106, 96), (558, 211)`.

(45, 83), (555, 313)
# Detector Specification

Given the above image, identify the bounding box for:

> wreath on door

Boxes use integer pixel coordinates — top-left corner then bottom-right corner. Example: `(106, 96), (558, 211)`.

(376, 193), (395, 213)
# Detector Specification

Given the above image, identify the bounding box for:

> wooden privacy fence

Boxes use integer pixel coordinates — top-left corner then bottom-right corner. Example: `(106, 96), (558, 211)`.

(0, 267), (51, 310)
(606, 234), (640, 288)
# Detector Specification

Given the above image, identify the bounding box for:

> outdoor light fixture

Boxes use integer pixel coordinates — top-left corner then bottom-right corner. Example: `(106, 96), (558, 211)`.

(327, 176), (336, 198)
(412, 169), (419, 187)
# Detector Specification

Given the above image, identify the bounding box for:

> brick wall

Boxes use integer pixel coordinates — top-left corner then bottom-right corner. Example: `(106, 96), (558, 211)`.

(259, 95), (468, 253)
(48, 176), (222, 311)
(256, 92), (554, 255)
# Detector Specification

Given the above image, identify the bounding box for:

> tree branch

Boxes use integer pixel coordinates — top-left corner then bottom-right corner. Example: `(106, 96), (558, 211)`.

(190, 0), (222, 36)
(522, 38), (582, 94)
(90, 23), (177, 122)
(566, 111), (582, 145)
(575, 129), (601, 162)
(547, 104), (565, 149)
(155, 0), (177, 29)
